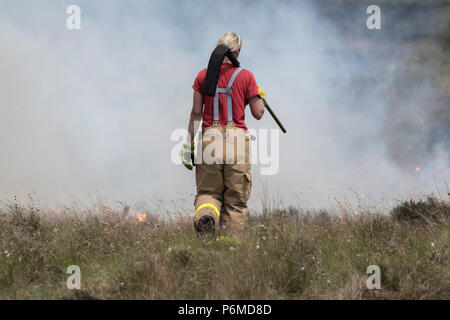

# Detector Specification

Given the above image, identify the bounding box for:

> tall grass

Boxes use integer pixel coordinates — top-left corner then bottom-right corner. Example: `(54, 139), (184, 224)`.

(0, 196), (448, 299)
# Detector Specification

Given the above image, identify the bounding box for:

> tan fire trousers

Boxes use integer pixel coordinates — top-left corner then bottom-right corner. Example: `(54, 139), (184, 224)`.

(194, 125), (252, 234)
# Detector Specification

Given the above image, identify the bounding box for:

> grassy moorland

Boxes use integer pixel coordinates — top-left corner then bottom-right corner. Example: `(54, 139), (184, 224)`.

(0, 0), (448, 301)
(0, 196), (448, 300)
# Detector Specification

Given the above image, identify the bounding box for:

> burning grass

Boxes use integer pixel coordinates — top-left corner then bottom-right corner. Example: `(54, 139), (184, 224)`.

(0, 196), (448, 299)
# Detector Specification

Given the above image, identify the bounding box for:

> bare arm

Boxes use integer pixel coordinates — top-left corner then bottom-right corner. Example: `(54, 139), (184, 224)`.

(248, 96), (265, 120)
(187, 90), (204, 142)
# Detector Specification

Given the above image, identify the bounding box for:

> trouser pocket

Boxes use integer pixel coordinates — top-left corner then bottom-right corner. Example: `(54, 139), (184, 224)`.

(243, 172), (252, 203)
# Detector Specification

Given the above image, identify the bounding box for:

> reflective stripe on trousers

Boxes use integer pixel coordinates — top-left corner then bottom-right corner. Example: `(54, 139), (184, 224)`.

(194, 203), (220, 218)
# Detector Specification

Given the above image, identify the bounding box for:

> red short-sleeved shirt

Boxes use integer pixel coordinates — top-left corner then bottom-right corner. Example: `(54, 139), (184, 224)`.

(193, 63), (259, 131)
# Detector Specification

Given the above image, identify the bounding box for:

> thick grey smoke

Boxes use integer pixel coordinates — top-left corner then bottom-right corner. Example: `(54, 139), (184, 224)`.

(0, 0), (448, 213)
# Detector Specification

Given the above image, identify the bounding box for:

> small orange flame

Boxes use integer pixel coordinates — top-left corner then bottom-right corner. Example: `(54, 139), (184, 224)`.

(136, 214), (147, 223)
(415, 167), (420, 172)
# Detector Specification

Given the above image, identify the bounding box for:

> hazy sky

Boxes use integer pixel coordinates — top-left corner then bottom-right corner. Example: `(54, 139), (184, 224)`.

(1, 0), (448, 214)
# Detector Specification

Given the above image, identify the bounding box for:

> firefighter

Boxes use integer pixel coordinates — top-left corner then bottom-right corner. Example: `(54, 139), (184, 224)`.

(182, 32), (265, 236)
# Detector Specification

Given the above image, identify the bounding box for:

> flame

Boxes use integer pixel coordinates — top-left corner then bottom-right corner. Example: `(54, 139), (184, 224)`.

(136, 214), (147, 223)
(415, 167), (420, 172)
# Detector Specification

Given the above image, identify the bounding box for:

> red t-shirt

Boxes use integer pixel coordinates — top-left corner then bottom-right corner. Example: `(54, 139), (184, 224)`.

(193, 63), (260, 131)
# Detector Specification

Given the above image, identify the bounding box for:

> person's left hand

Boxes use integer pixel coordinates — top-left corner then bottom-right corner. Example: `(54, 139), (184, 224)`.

(181, 141), (194, 170)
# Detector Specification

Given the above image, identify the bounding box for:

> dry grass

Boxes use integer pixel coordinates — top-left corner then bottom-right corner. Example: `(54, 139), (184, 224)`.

(0, 196), (448, 300)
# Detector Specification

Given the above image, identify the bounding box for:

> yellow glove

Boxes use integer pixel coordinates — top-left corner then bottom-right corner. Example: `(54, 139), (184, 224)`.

(258, 85), (266, 100)
(181, 142), (194, 170)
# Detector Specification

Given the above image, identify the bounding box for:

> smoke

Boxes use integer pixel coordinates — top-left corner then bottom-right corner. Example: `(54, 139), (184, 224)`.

(0, 0), (448, 211)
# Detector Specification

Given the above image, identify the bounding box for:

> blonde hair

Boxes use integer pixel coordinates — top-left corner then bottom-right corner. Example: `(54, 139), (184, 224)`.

(217, 32), (242, 53)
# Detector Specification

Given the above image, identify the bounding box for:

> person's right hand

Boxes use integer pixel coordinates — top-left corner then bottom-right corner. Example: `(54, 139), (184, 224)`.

(258, 85), (266, 100)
